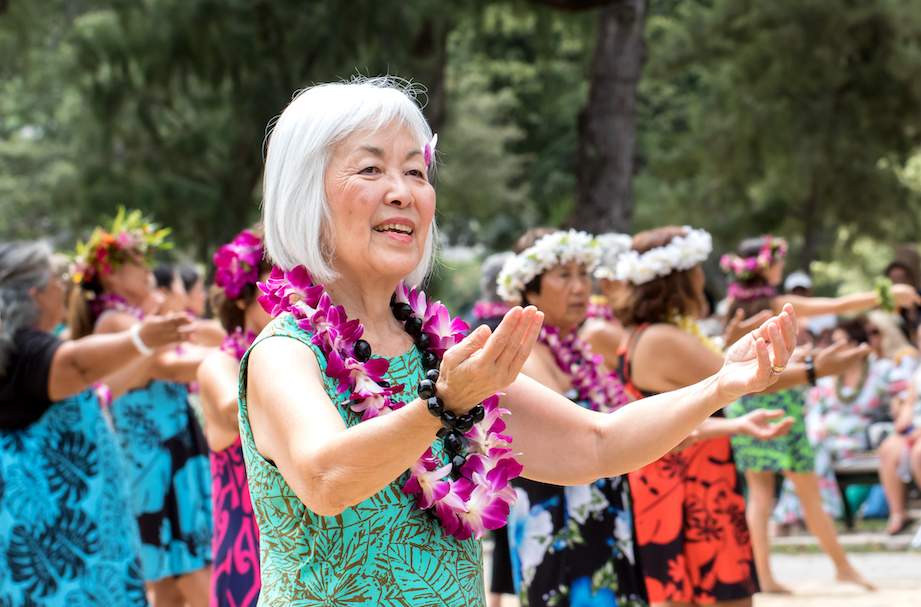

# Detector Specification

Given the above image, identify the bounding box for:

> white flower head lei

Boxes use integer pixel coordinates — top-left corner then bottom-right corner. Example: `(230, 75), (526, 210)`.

(497, 229), (601, 304)
(593, 232), (633, 281)
(615, 226), (712, 285)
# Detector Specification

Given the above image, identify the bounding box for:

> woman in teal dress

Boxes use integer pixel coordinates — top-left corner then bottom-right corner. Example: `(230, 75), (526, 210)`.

(240, 77), (797, 605)
(68, 210), (214, 606)
(0, 240), (189, 605)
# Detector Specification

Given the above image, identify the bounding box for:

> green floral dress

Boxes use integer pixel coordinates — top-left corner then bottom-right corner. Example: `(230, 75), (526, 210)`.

(238, 314), (485, 606)
(725, 389), (815, 473)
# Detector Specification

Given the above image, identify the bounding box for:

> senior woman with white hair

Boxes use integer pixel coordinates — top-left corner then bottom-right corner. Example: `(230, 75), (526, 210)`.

(241, 77), (798, 606)
(0, 240), (189, 605)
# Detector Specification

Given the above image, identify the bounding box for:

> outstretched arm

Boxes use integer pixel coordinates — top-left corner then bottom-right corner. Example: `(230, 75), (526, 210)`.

(506, 306), (797, 485)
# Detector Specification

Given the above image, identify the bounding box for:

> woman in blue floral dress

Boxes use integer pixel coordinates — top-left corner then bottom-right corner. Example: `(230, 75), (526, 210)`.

(68, 210), (214, 606)
(0, 240), (189, 605)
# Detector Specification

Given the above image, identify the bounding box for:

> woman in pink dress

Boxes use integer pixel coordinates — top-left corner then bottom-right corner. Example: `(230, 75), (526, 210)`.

(198, 228), (272, 607)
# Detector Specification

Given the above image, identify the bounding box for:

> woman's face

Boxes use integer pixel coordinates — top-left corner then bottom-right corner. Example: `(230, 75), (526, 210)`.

(527, 261), (591, 331)
(866, 322), (883, 356)
(101, 255), (152, 305)
(186, 278), (206, 316)
(766, 259), (785, 286)
(32, 273), (66, 331)
(158, 273), (187, 315)
(324, 121), (435, 286)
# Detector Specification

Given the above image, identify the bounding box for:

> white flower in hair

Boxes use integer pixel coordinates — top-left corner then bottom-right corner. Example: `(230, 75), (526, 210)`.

(497, 229), (601, 304)
(615, 227), (712, 285)
(594, 233), (633, 281)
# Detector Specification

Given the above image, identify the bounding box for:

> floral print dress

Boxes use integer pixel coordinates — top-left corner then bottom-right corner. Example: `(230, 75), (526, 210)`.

(0, 390), (148, 605)
(506, 400), (647, 607)
(109, 380), (213, 581)
(238, 315), (485, 606)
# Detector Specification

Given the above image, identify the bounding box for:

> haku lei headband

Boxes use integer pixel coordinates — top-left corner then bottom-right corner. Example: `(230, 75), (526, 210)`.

(213, 229), (265, 299)
(496, 230), (601, 304)
(720, 235), (788, 282)
(615, 226), (712, 285)
(71, 206), (171, 285)
(593, 232), (633, 281)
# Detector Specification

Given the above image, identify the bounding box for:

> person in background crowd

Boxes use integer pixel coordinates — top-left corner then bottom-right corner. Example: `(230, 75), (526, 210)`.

(805, 318), (900, 519)
(885, 258), (921, 341)
(182, 264), (207, 317)
(613, 226), (839, 607)
(879, 322), (921, 535)
(0, 240), (190, 606)
(180, 263), (228, 347)
(68, 209), (214, 607)
(198, 228), (272, 607)
(581, 232), (632, 370)
(499, 228), (648, 607)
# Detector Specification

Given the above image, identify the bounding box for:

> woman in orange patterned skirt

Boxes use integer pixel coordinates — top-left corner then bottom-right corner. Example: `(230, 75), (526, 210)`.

(610, 226), (865, 606)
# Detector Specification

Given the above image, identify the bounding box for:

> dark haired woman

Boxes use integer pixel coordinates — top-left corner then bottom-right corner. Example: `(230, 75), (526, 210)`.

(0, 240), (189, 605)
(720, 235), (916, 592)
(198, 229), (272, 607)
(69, 210), (214, 607)
(614, 226), (867, 607)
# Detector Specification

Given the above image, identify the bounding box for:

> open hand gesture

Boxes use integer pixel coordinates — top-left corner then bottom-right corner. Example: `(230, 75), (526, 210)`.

(716, 304), (797, 400)
(436, 306), (544, 413)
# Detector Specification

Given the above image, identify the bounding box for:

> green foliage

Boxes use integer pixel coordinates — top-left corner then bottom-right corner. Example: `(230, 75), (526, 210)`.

(635, 0), (921, 266)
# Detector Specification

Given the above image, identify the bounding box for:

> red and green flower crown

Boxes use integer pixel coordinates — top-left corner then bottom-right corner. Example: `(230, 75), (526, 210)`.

(71, 207), (171, 285)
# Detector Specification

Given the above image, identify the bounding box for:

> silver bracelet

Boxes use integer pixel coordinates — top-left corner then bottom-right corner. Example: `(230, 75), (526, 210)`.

(129, 323), (154, 355)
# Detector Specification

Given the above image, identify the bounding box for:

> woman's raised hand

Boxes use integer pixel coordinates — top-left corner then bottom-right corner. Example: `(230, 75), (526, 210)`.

(892, 283), (921, 308)
(137, 314), (193, 349)
(734, 408), (794, 440)
(716, 304), (797, 400)
(436, 306), (544, 413)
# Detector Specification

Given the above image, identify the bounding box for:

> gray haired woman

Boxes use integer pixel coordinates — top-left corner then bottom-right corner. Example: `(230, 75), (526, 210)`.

(241, 77), (797, 606)
(0, 240), (189, 606)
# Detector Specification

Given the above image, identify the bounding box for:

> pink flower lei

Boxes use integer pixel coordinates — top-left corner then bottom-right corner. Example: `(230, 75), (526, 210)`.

(257, 266), (522, 540)
(539, 325), (630, 412)
(221, 327), (257, 361)
(92, 293), (144, 320)
(213, 229), (264, 299)
(586, 301), (614, 322)
(471, 300), (510, 321)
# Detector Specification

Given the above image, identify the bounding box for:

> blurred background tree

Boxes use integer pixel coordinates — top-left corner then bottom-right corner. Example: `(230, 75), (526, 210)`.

(3, 0), (921, 301)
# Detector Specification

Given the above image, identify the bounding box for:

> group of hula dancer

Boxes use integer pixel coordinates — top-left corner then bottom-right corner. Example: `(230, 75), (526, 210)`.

(2, 77), (915, 607)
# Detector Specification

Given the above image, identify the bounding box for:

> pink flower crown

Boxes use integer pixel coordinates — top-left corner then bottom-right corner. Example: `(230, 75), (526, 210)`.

(213, 229), (264, 299)
(720, 235), (788, 282)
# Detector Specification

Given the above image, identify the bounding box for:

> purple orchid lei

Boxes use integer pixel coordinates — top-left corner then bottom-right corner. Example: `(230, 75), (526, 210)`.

(586, 301), (614, 322)
(221, 327), (257, 361)
(539, 325), (630, 412)
(92, 293), (144, 320)
(213, 229), (264, 299)
(257, 266), (522, 540)
(726, 283), (778, 302)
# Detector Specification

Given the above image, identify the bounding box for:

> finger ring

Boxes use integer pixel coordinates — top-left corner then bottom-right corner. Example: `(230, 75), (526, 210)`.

(770, 364), (786, 375)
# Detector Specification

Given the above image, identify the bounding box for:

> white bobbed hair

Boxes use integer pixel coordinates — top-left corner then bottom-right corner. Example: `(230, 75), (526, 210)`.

(262, 76), (437, 287)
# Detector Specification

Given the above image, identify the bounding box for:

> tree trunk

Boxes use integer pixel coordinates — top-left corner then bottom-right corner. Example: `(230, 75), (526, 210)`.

(572, 0), (646, 234)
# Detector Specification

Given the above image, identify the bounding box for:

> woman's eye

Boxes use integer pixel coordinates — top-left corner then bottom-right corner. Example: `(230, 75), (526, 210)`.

(406, 169), (425, 178)
(359, 166), (381, 175)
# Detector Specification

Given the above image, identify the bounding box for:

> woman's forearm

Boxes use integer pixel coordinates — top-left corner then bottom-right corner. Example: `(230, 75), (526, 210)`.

(590, 375), (726, 479)
(48, 333), (143, 400)
(287, 398), (442, 515)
